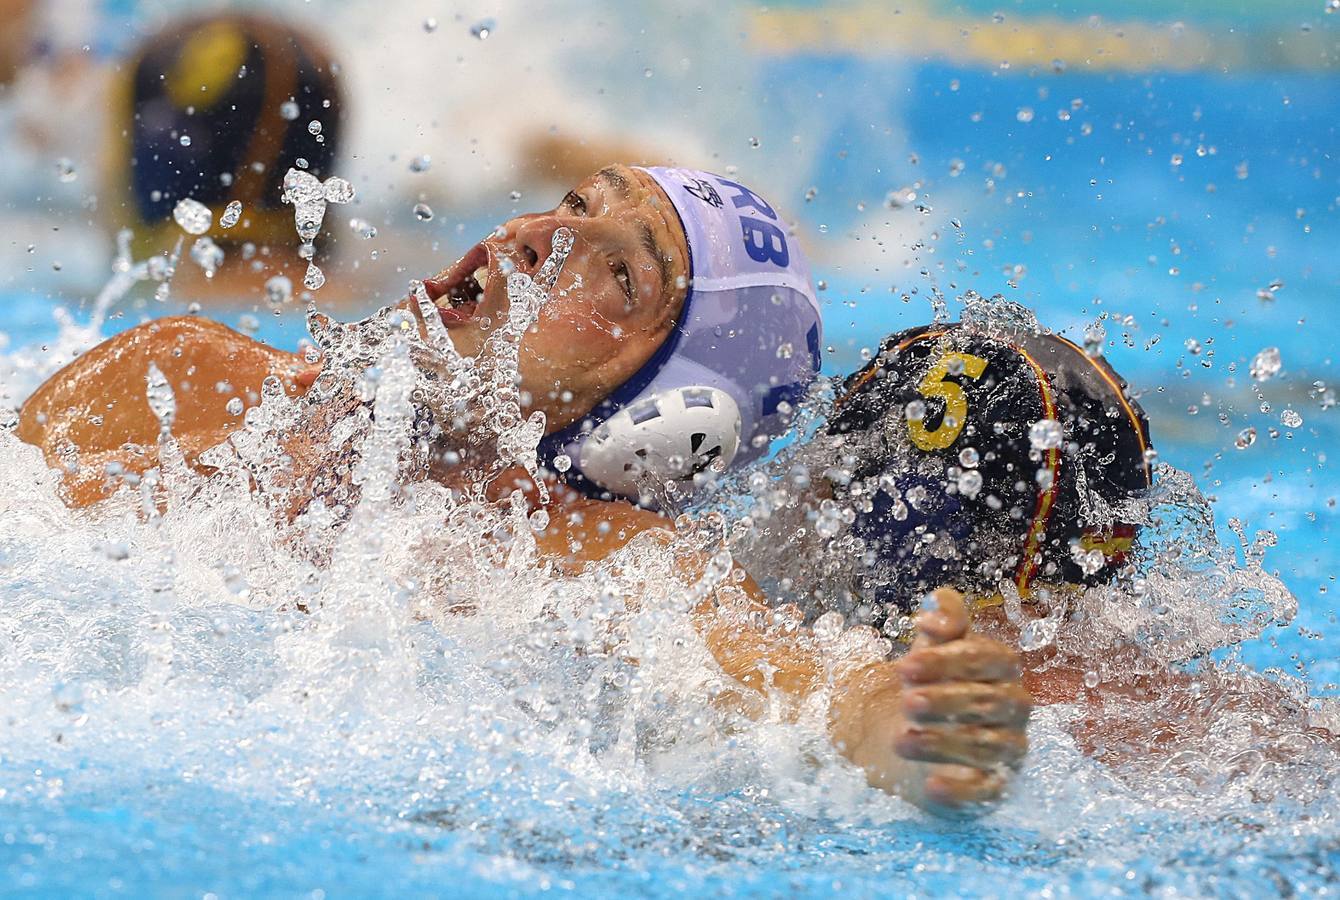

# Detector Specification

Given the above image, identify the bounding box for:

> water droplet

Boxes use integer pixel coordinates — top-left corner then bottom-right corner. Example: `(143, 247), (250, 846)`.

(1083, 670), (1100, 689)
(308, 120), (322, 136)
(323, 177), (355, 204)
(958, 447), (979, 468)
(804, 186), (818, 202)
(905, 400), (927, 422)
(1281, 408), (1303, 428)
(1084, 321), (1106, 357)
(1016, 107), (1035, 123)
(1029, 418), (1064, 450)
(424, 16), (438, 32)
(226, 397), (244, 416)
(189, 237), (224, 278)
(54, 158), (77, 183)
(145, 363), (177, 432)
(348, 218), (378, 239)
(957, 469), (983, 498)
(1249, 346), (1281, 382)
(304, 262), (326, 291)
(179, 134), (192, 147)
(264, 275), (293, 306)
(279, 100), (299, 120)
(220, 200), (242, 229)
(885, 187), (917, 209)
(552, 454), (572, 473)
(172, 198), (213, 235)
(470, 18), (495, 39)
(409, 155), (431, 173)
(1235, 427), (1257, 450)
(413, 203), (434, 222)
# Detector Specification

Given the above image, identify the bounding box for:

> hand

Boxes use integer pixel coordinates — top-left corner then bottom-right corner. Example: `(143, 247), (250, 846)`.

(892, 587), (1030, 811)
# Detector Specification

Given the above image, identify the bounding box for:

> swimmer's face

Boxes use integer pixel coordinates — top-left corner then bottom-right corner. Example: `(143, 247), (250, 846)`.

(413, 164), (689, 431)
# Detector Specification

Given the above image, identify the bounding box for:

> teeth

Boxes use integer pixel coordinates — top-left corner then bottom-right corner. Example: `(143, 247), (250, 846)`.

(473, 266), (488, 292)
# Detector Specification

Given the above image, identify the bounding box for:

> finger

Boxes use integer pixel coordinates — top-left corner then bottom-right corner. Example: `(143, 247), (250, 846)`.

(923, 764), (1007, 807)
(898, 637), (1023, 684)
(903, 682), (1032, 725)
(912, 587), (969, 648)
(896, 723), (1028, 768)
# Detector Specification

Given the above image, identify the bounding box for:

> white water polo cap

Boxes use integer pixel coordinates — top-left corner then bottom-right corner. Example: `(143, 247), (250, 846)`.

(538, 166), (823, 502)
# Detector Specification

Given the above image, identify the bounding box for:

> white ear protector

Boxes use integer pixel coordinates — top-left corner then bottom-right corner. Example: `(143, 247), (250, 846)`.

(575, 386), (742, 498)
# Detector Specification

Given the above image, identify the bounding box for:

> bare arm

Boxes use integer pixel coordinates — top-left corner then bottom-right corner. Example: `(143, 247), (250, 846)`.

(708, 586), (1029, 812)
(18, 316), (310, 505)
(538, 499), (1031, 813)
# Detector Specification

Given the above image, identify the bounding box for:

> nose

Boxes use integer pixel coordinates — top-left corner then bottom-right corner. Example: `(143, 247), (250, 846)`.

(499, 214), (575, 276)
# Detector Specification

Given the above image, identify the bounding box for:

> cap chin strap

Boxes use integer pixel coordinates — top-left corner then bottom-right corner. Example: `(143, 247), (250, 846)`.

(574, 386), (742, 499)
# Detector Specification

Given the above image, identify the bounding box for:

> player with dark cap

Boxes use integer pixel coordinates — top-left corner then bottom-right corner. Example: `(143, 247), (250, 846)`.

(824, 320), (1153, 635)
(109, 12), (344, 254)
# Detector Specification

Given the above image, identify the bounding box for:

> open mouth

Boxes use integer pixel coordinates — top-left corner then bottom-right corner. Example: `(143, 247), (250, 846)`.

(422, 242), (490, 327)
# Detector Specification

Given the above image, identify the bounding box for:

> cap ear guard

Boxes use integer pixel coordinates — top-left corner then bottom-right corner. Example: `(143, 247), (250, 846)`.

(576, 386), (742, 498)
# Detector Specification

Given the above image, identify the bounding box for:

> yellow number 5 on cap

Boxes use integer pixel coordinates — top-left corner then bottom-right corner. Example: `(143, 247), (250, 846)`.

(908, 352), (988, 451)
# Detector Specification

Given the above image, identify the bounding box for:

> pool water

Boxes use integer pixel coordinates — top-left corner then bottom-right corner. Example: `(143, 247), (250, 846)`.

(1, 1), (1338, 897)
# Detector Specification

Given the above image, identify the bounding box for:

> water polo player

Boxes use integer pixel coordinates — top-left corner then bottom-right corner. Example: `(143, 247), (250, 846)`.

(19, 164), (1031, 813)
(821, 321), (1153, 634)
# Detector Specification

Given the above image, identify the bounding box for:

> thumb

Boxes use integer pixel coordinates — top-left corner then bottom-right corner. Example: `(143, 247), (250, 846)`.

(911, 587), (970, 649)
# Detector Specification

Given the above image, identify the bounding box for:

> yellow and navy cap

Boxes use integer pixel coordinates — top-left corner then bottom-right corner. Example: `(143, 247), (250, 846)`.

(830, 322), (1153, 619)
(107, 13), (343, 253)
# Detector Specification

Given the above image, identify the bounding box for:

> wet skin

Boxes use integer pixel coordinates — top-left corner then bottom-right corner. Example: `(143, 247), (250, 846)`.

(16, 163), (1029, 814)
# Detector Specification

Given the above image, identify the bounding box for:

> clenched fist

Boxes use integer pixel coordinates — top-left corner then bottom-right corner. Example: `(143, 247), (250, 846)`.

(833, 587), (1031, 814)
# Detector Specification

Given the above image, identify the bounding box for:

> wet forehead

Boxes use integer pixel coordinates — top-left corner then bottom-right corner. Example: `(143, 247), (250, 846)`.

(584, 166), (677, 292)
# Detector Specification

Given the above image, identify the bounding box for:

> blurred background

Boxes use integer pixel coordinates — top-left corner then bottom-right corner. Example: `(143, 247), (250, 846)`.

(0, 0), (1335, 672)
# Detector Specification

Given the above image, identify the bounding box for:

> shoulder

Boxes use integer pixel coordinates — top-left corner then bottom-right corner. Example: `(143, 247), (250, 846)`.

(533, 495), (675, 573)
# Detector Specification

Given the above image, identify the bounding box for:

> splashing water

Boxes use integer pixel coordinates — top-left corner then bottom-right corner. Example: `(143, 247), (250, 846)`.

(281, 168), (355, 291)
(189, 237), (224, 278)
(220, 200), (243, 229)
(1, 258), (1339, 895)
(172, 198), (213, 236)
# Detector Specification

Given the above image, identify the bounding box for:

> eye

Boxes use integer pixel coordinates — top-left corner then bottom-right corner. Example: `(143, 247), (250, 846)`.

(562, 191), (588, 215)
(612, 261), (635, 301)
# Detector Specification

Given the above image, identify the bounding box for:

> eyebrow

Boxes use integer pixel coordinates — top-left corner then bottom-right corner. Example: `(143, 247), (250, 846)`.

(595, 166), (631, 197)
(592, 166), (673, 295)
(637, 220), (672, 295)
